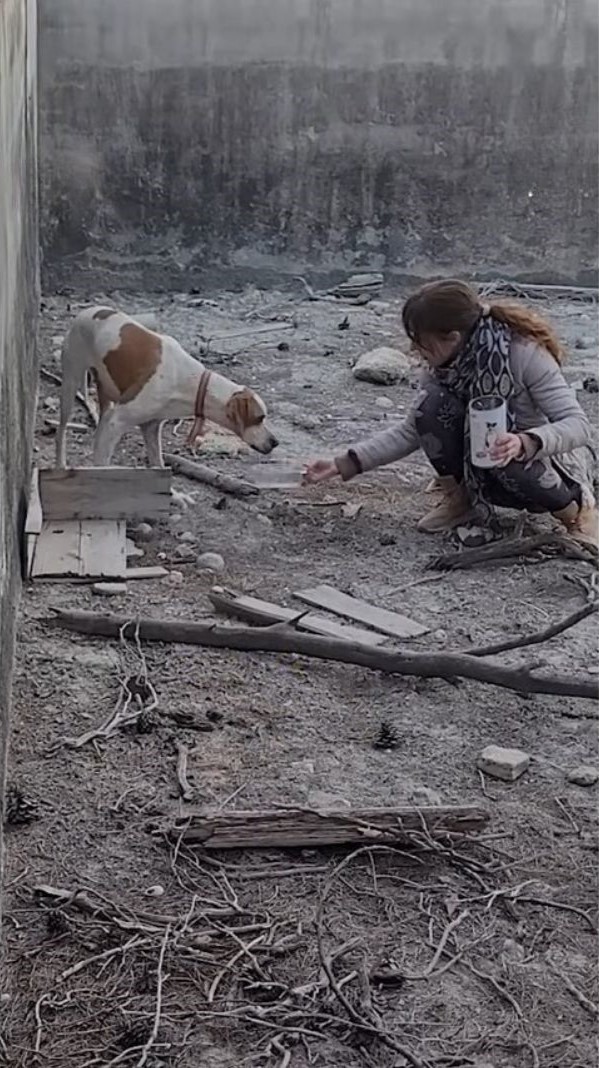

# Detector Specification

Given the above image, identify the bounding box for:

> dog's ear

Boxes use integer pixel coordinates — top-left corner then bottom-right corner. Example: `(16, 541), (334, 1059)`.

(226, 389), (263, 434)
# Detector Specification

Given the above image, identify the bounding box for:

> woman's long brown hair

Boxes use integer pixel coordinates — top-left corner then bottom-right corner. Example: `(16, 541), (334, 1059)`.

(402, 279), (564, 364)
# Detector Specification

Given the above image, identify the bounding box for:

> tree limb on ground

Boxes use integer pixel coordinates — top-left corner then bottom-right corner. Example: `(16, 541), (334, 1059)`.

(48, 610), (597, 699)
(430, 532), (597, 571)
(467, 603), (598, 658)
(170, 803), (490, 849)
(164, 453), (258, 497)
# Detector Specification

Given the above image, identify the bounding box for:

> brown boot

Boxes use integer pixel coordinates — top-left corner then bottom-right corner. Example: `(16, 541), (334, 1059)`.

(417, 476), (475, 533)
(424, 477), (442, 494)
(554, 501), (599, 550)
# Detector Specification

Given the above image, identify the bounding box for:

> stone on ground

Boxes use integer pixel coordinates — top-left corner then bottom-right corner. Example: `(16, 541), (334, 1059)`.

(197, 552), (225, 573)
(477, 745), (530, 782)
(91, 582), (128, 596)
(567, 765), (598, 787)
(353, 346), (411, 385)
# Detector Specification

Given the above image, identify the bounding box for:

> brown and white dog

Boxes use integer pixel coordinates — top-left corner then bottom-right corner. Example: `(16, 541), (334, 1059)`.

(56, 307), (278, 467)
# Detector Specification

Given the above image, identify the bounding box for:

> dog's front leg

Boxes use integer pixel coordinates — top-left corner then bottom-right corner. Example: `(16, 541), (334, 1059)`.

(140, 420), (165, 468)
(93, 409), (128, 466)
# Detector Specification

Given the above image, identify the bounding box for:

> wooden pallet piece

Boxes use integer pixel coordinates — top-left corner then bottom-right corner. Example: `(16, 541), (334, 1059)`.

(125, 565), (169, 580)
(32, 521), (82, 578)
(39, 467), (171, 520)
(294, 584), (428, 639)
(32, 519), (126, 579)
(170, 804), (490, 850)
(79, 521), (126, 578)
(209, 587), (387, 647)
(25, 469), (43, 577)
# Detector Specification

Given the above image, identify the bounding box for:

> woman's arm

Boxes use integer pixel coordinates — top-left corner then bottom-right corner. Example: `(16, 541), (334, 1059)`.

(335, 397), (421, 480)
(516, 341), (593, 457)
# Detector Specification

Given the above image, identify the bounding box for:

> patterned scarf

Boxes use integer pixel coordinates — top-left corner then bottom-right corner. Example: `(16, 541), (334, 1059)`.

(435, 311), (515, 527)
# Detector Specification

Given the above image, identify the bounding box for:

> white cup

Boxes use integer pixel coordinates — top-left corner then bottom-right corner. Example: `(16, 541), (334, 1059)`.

(469, 396), (507, 469)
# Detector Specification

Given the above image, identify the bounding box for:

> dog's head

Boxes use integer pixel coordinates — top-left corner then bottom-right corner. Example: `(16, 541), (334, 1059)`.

(225, 388), (278, 454)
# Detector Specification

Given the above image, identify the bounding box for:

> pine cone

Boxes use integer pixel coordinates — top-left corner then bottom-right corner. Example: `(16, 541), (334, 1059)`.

(5, 785), (39, 826)
(373, 722), (399, 751)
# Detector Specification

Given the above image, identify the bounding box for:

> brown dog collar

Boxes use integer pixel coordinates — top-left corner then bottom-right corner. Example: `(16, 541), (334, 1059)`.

(187, 368), (212, 445)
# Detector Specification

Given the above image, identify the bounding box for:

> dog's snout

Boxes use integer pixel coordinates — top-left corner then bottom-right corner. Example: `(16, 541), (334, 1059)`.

(269, 434), (279, 450)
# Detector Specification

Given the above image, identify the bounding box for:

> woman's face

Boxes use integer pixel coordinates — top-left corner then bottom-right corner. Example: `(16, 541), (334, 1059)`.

(413, 331), (462, 368)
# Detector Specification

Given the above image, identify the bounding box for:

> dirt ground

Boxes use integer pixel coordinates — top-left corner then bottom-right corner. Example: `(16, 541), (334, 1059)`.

(2, 283), (598, 1068)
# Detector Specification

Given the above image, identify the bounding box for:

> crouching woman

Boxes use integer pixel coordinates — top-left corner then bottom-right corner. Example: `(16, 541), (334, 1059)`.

(305, 280), (597, 546)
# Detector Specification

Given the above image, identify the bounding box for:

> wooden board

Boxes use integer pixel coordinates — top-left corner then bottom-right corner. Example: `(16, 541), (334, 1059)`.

(170, 804), (490, 850)
(39, 467), (171, 520)
(32, 519), (126, 579)
(209, 588), (387, 647)
(79, 521), (126, 578)
(32, 521), (82, 578)
(294, 584), (428, 639)
(126, 565), (169, 580)
(26, 469), (43, 577)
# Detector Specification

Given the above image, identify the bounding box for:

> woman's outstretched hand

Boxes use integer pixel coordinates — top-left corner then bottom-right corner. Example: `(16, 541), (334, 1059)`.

(303, 458), (339, 484)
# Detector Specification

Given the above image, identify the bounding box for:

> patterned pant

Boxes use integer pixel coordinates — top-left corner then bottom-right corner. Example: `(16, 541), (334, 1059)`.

(414, 381), (580, 513)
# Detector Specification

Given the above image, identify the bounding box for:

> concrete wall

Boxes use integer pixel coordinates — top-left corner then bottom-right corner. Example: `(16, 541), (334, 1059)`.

(40, 0), (598, 290)
(0, 0), (39, 850)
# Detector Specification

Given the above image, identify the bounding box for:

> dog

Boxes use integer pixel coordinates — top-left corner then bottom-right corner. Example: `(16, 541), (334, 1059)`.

(56, 307), (278, 467)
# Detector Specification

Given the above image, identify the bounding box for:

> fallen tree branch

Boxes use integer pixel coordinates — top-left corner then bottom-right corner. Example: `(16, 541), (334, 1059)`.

(468, 603), (598, 658)
(48, 610), (598, 699)
(430, 532), (597, 571)
(164, 453), (258, 497)
(169, 804), (490, 849)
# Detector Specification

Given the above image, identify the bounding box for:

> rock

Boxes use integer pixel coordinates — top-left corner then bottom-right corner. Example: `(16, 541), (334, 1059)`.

(144, 884), (165, 897)
(43, 395), (59, 411)
(173, 544), (195, 562)
(575, 335), (595, 350)
(178, 530), (197, 544)
(163, 570), (184, 585)
(133, 522), (154, 542)
(353, 346), (410, 385)
(583, 376), (599, 393)
(566, 765), (598, 787)
(409, 786), (442, 806)
(477, 745), (530, 782)
(92, 582), (128, 596)
(375, 396), (394, 410)
(292, 412), (321, 431)
(196, 552), (225, 573)
(256, 514), (273, 528)
(433, 629), (448, 643)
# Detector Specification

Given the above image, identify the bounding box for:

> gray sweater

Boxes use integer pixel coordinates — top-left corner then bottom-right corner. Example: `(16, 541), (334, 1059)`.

(336, 338), (596, 502)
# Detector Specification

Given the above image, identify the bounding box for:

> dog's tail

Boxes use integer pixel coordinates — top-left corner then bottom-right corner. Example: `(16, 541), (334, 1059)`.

(55, 326), (87, 468)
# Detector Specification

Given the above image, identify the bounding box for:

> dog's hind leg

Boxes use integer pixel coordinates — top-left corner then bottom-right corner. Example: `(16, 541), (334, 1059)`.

(140, 420), (165, 468)
(55, 335), (85, 468)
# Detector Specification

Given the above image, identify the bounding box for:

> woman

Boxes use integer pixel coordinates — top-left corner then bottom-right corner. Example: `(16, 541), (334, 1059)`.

(305, 279), (597, 546)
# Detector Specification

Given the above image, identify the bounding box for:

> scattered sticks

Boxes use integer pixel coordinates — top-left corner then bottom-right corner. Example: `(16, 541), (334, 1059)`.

(49, 609), (598, 699)
(136, 925), (171, 1067)
(546, 955), (598, 1017)
(175, 742), (195, 802)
